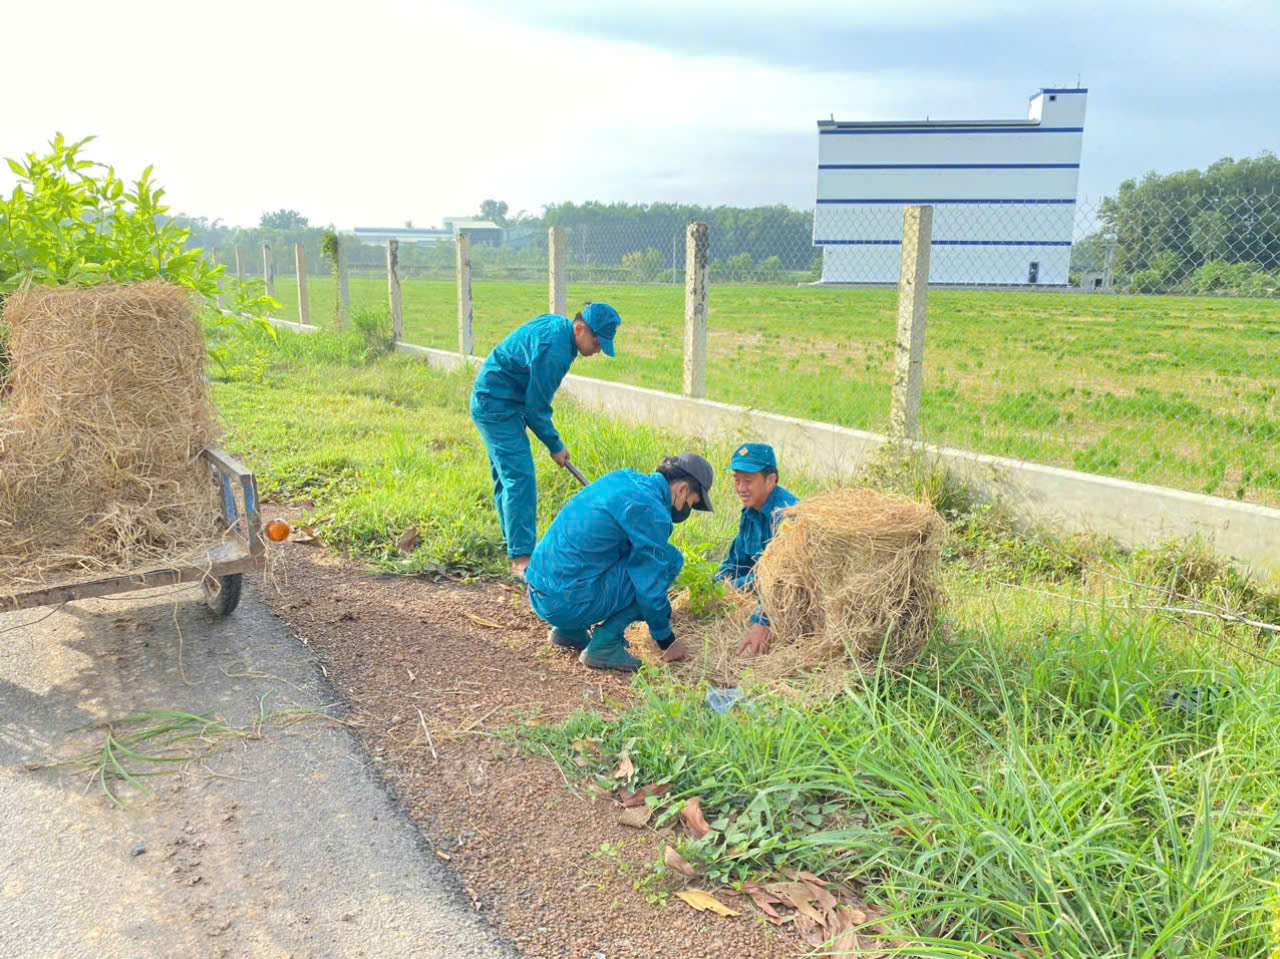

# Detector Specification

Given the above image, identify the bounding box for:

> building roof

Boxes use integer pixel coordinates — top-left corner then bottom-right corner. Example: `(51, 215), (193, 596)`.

(444, 218), (503, 230)
(353, 226), (450, 237)
(821, 87), (1087, 130)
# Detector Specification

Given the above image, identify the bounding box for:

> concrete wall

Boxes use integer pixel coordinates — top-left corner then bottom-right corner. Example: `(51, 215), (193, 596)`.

(263, 320), (1280, 578)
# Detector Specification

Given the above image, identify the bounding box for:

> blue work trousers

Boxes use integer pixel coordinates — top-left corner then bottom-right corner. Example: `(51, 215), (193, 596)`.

(530, 560), (678, 640)
(471, 409), (537, 558)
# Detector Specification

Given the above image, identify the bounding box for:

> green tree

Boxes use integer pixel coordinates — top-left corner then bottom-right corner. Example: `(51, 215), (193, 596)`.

(0, 133), (274, 377)
(479, 199), (509, 225)
(1100, 151), (1280, 288)
(259, 208), (310, 230)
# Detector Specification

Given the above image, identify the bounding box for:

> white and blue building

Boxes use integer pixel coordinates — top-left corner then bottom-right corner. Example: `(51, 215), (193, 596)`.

(813, 87), (1087, 285)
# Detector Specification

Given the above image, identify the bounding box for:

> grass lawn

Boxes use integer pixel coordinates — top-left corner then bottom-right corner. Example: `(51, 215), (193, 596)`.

(255, 274), (1280, 507)
(210, 319), (1280, 956)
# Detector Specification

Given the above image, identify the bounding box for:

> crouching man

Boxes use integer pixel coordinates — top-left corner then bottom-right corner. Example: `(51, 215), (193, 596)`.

(715, 443), (798, 657)
(525, 453), (715, 673)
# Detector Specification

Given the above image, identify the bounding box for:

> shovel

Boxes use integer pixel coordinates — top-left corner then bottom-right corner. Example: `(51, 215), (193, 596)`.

(563, 461), (590, 487)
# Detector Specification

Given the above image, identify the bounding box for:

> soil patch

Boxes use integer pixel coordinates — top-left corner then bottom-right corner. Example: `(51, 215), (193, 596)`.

(260, 533), (800, 958)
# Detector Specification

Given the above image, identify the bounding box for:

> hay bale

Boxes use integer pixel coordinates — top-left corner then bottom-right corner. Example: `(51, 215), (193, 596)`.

(0, 282), (222, 591)
(696, 487), (946, 692)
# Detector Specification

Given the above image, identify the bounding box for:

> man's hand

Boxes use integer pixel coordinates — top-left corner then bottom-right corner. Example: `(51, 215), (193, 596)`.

(551, 447), (571, 468)
(660, 636), (692, 664)
(736, 623), (771, 657)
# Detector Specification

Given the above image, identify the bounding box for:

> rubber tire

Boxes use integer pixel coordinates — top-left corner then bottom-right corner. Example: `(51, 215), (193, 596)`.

(203, 573), (243, 616)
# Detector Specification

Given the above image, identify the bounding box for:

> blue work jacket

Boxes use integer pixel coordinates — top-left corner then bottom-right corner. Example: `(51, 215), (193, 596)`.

(470, 314), (578, 454)
(715, 484), (798, 590)
(526, 470), (684, 639)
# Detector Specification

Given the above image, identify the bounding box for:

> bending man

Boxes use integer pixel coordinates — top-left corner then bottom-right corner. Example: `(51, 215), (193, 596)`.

(526, 453), (715, 673)
(470, 302), (621, 578)
(715, 443), (798, 657)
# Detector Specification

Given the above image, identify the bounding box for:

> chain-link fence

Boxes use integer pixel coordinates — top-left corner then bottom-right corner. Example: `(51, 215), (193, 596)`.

(214, 192), (1280, 507)
(545, 193), (1280, 294)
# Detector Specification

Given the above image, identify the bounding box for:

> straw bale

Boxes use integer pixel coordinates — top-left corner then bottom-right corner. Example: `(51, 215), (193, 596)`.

(691, 487), (947, 695)
(0, 282), (222, 591)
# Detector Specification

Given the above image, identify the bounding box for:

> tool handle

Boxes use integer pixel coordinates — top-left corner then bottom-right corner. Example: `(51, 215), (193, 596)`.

(564, 462), (590, 487)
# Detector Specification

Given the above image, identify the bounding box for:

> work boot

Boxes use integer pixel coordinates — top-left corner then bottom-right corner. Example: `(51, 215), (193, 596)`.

(579, 630), (642, 673)
(548, 626), (590, 651)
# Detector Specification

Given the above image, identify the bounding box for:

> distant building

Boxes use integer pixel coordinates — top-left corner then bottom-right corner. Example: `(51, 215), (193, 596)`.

(351, 219), (507, 248)
(351, 226), (452, 245)
(443, 218), (505, 246)
(813, 87), (1088, 286)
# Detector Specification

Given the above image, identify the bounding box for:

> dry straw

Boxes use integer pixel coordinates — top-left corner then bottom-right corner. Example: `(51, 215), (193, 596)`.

(0, 282), (222, 592)
(689, 487), (947, 695)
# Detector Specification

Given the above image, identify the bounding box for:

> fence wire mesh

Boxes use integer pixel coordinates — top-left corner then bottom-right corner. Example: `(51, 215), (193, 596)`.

(209, 193), (1279, 506)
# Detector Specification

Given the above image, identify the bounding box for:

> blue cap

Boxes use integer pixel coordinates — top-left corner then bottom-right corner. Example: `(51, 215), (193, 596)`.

(729, 442), (777, 473)
(581, 302), (620, 357)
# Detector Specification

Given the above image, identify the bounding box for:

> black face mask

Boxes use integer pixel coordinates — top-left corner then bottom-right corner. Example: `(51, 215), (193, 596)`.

(670, 502), (692, 524)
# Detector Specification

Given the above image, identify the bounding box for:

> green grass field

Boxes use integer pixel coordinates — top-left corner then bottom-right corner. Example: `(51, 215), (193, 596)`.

(209, 320), (1280, 955)
(255, 275), (1280, 506)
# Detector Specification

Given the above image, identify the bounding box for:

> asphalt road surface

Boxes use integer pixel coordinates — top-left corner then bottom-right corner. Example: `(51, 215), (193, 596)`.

(0, 579), (517, 959)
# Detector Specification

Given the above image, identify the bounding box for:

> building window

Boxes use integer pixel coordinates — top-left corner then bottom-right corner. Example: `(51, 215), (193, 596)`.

(1028, 261), (1040, 284)
(1049, 95), (1057, 101)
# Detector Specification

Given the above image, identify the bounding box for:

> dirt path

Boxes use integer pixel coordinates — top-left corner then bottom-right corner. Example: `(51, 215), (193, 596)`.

(263, 542), (801, 959)
(0, 582), (515, 959)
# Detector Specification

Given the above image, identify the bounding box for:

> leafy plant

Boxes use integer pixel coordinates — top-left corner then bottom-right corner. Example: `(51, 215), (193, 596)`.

(0, 133), (275, 378)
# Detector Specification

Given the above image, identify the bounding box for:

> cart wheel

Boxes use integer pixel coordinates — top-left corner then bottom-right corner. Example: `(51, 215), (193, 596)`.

(203, 573), (244, 616)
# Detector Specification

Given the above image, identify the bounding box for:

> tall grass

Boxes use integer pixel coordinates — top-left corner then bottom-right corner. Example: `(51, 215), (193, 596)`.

(536, 610), (1280, 956)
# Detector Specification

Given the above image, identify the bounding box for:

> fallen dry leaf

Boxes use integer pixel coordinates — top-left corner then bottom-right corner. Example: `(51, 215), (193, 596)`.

(463, 612), (505, 629)
(617, 804), (653, 829)
(395, 527), (419, 554)
(741, 882), (783, 921)
(765, 882), (826, 925)
(572, 756), (590, 768)
(570, 737), (600, 755)
(674, 889), (740, 917)
(663, 845), (698, 878)
(619, 783), (671, 808)
(679, 796), (711, 839)
(612, 751), (635, 781)
(794, 912), (825, 946)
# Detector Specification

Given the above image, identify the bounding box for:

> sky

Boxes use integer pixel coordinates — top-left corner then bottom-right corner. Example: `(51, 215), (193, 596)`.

(3, 0), (1277, 230)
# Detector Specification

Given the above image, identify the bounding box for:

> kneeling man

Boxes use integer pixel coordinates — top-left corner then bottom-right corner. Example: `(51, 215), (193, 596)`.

(715, 443), (797, 656)
(526, 453), (715, 673)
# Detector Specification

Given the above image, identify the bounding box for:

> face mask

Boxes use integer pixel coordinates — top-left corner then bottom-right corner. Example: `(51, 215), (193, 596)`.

(670, 503), (692, 524)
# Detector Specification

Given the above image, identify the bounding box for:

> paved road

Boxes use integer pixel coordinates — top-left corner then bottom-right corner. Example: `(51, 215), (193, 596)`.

(0, 580), (517, 959)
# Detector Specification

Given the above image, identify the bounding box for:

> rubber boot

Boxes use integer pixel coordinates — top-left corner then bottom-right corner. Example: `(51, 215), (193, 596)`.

(579, 628), (642, 673)
(548, 626), (590, 651)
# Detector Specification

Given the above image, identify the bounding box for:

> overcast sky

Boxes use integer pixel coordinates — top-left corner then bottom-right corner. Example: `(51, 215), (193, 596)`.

(3, 0), (1276, 229)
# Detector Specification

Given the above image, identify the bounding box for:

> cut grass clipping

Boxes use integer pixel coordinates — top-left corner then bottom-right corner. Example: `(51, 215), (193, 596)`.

(38, 700), (330, 806)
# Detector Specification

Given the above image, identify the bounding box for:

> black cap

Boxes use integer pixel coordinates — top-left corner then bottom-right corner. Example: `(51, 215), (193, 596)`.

(667, 451), (714, 512)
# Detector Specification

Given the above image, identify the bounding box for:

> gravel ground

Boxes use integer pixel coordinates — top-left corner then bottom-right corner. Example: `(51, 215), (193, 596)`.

(0, 579), (516, 959)
(263, 540), (803, 959)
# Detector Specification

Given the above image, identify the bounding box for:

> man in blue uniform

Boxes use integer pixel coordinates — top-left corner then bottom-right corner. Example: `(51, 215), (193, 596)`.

(716, 442), (798, 657)
(526, 452), (715, 673)
(470, 303), (621, 578)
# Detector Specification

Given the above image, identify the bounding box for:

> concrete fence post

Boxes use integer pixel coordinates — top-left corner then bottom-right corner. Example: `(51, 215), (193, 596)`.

(336, 240), (350, 331)
(456, 230), (474, 355)
(548, 226), (567, 317)
(682, 222), (710, 398)
(295, 242), (310, 327)
(262, 243), (275, 298)
(215, 274), (225, 311)
(234, 245), (243, 284)
(890, 204), (933, 441)
(387, 239), (403, 342)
